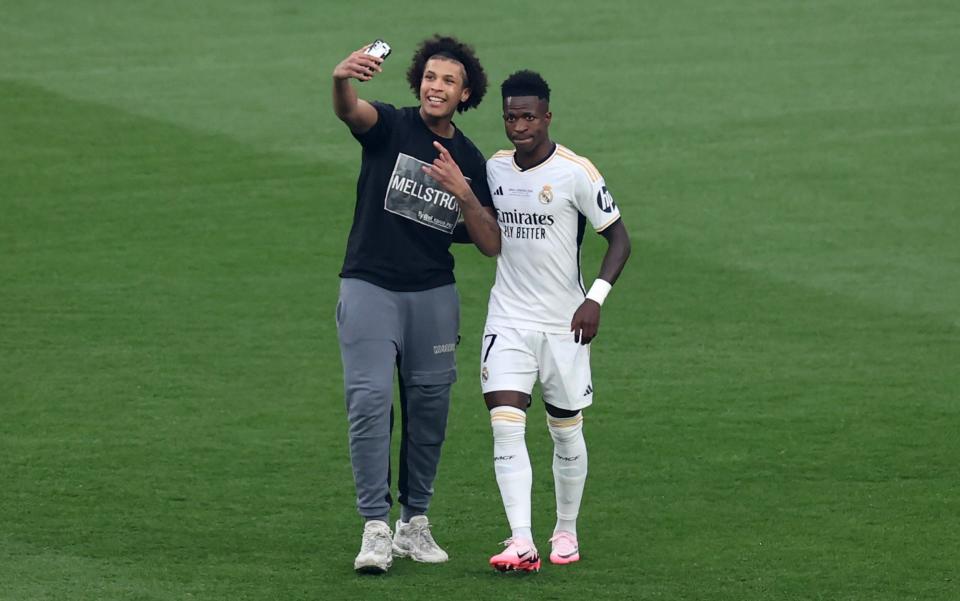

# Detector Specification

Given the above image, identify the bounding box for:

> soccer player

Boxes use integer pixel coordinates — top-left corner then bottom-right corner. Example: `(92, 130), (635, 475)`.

(482, 70), (631, 571)
(331, 36), (500, 574)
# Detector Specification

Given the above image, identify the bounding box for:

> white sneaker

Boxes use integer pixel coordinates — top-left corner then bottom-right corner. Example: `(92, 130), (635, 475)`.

(392, 515), (449, 563)
(354, 520), (393, 574)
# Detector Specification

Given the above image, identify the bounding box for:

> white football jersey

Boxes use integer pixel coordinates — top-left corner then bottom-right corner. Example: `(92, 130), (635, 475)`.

(485, 144), (621, 333)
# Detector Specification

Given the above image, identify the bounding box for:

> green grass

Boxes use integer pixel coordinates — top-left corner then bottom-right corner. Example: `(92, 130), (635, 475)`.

(2, 1), (958, 599)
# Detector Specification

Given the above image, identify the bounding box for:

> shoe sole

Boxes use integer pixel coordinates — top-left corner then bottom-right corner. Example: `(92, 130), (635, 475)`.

(549, 553), (580, 565)
(491, 560), (541, 573)
(354, 559), (392, 574)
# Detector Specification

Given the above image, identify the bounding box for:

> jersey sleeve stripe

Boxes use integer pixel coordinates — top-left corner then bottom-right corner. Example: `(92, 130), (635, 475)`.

(564, 152), (600, 178)
(556, 149), (601, 182)
(562, 155), (601, 182)
(556, 145), (601, 179)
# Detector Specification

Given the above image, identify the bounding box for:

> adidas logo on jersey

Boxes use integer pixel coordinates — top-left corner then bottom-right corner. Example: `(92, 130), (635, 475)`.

(583, 384), (593, 397)
(493, 186), (504, 196)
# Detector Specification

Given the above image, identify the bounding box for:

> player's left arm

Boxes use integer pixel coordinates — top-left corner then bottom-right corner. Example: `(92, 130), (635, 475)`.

(423, 141), (500, 256)
(571, 218), (632, 344)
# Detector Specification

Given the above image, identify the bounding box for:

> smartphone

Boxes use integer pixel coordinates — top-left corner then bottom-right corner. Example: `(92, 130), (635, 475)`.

(364, 39), (392, 60)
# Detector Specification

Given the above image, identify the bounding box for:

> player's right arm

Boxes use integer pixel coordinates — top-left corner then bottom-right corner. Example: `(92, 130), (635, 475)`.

(332, 45), (384, 134)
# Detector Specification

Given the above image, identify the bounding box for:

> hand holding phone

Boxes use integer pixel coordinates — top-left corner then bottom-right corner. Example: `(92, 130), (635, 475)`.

(334, 41), (389, 82)
(364, 39), (392, 60)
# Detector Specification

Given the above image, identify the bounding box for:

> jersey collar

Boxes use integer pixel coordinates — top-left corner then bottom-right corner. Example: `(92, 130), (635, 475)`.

(513, 143), (558, 173)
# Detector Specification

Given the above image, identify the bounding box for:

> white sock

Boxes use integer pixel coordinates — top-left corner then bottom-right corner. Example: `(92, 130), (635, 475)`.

(548, 412), (587, 536)
(490, 406), (532, 539)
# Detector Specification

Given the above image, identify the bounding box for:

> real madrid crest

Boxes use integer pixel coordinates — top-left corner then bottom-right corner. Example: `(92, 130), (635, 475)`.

(481, 366), (489, 382)
(538, 184), (554, 205)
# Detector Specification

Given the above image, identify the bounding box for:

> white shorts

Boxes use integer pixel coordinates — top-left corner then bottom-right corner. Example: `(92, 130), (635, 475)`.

(479, 324), (593, 411)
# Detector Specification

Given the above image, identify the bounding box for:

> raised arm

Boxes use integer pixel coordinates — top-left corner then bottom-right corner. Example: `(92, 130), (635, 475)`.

(332, 45), (384, 134)
(570, 219), (632, 344)
(423, 142), (501, 257)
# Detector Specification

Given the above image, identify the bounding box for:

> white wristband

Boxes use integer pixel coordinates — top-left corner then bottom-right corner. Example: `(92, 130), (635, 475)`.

(585, 279), (612, 306)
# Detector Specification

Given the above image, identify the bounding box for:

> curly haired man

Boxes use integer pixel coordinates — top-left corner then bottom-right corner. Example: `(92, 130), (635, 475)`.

(331, 36), (500, 574)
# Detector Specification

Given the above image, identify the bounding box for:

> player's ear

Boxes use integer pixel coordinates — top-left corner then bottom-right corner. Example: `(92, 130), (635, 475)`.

(544, 111), (552, 124)
(460, 87), (471, 104)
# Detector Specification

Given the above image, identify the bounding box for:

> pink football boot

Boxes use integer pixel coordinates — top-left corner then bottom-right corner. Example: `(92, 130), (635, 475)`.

(489, 538), (541, 572)
(548, 531), (580, 564)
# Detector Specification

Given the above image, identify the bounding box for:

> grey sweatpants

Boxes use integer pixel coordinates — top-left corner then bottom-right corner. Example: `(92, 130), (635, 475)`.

(336, 278), (459, 521)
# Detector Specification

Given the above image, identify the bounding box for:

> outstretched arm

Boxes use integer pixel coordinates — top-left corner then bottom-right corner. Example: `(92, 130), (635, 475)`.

(332, 44), (384, 134)
(423, 142), (501, 257)
(570, 219), (632, 344)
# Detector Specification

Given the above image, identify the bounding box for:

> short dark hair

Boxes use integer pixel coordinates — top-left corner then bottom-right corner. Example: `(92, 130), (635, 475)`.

(501, 70), (551, 102)
(406, 35), (487, 113)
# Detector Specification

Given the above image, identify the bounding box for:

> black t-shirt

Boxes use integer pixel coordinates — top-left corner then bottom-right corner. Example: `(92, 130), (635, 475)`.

(339, 103), (493, 291)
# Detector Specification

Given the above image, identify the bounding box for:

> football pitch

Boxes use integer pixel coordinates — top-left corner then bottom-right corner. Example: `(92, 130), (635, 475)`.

(2, 1), (958, 599)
